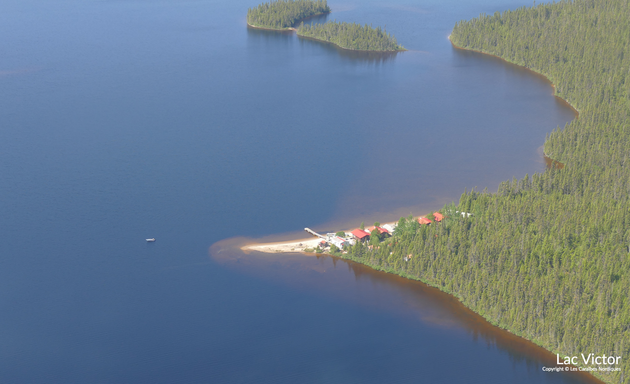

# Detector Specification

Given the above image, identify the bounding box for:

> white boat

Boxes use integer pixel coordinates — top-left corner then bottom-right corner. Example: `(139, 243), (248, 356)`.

(146, 238), (156, 242)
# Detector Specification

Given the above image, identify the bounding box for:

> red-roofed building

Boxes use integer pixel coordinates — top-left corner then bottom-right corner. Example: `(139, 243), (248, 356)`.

(367, 226), (390, 235)
(418, 217), (432, 225)
(433, 212), (444, 222)
(351, 228), (370, 240)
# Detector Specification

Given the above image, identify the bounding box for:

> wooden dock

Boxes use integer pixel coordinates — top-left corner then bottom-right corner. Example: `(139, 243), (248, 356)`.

(304, 228), (324, 239)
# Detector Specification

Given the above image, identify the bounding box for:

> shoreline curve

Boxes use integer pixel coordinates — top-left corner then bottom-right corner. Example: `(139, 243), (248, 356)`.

(448, 36), (580, 116)
(448, 34), (604, 382)
(448, 36), (578, 164)
(234, 35), (600, 383)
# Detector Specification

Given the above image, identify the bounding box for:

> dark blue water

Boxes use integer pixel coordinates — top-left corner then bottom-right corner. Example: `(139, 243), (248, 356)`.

(0, 0), (595, 383)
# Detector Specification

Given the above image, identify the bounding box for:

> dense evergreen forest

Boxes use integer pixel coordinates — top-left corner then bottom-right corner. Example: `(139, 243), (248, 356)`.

(297, 21), (405, 51)
(340, 0), (630, 382)
(247, 0), (330, 29)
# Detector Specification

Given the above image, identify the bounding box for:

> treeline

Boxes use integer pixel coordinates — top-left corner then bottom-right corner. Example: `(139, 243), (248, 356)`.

(342, 0), (630, 382)
(297, 21), (405, 51)
(247, 0), (330, 29)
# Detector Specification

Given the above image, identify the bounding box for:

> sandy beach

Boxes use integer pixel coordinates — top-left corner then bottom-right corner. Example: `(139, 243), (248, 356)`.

(242, 237), (322, 253)
(241, 218), (408, 254)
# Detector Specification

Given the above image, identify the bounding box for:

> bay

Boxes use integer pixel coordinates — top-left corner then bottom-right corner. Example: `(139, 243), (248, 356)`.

(0, 0), (594, 382)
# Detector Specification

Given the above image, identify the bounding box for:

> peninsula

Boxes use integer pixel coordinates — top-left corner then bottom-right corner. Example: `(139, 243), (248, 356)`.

(246, 0), (330, 30)
(245, 0), (630, 382)
(243, 219), (405, 254)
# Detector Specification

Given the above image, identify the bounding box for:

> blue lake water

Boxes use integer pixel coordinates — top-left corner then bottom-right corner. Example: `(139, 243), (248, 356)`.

(0, 0), (598, 383)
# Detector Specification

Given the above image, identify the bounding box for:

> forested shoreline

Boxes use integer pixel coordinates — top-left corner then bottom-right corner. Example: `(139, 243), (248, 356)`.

(247, 1), (404, 52)
(337, 1), (630, 383)
(247, 0), (330, 30)
(297, 21), (405, 52)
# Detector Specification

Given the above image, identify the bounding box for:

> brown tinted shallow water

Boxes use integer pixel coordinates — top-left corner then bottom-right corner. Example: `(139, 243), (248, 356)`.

(207, 9), (594, 384)
(0, 0), (599, 383)
(211, 238), (604, 384)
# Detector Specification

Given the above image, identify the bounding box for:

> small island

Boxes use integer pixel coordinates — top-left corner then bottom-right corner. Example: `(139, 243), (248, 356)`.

(297, 21), (406, 52)
(247, 1), (405, 52)
(247, 0), (330, 30)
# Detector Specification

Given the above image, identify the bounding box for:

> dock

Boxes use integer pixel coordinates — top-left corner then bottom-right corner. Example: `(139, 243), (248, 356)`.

(304, 228), (325, 239)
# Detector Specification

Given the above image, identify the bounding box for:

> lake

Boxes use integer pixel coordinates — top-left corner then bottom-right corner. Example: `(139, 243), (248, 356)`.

(0, 0), (597, 383)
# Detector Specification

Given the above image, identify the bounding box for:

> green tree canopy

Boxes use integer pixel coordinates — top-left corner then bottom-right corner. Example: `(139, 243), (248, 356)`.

(297, 21), (405, 51)
(342, 1), (630, 382)
(247, 0), (330, 29)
